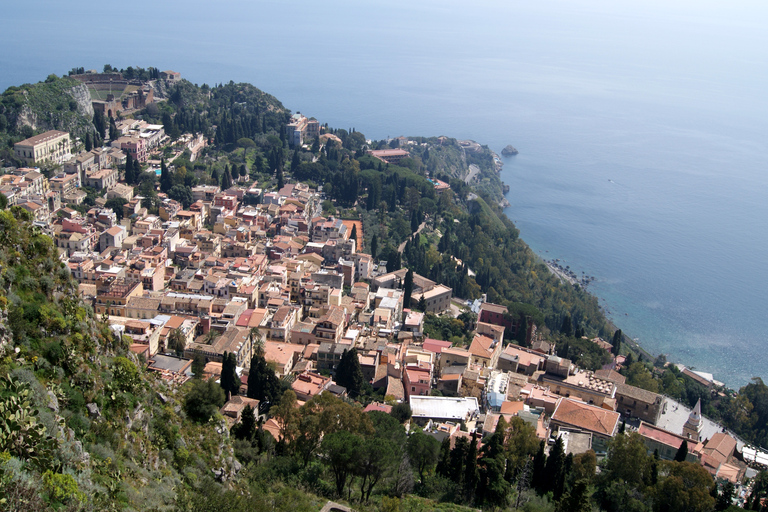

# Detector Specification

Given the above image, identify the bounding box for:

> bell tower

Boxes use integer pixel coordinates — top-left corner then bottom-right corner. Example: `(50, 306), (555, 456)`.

(682, 398), (703, 442)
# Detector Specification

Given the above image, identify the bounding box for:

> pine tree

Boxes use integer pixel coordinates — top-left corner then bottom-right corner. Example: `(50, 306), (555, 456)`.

(335, 347), (364, 398)
(191, 354), (205, 379)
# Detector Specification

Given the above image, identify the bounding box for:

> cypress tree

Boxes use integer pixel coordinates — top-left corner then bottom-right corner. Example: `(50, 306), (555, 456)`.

(464, 432), (479, 502)
(221, 165), (233, 190)
(448, 437), (468, 486)
(109, 115), (119, 141)
(84, 132), (92, 151)
(370, 234), (378, 260)
(335, 347), (364, 398)
(404, 268), (414, 310)
(532, 440), (547, 493)
(276, 164), (284, 190)
(436, 438), (452, 478)
(560, 315), (572, 337)
(612, 329), (623, 355)
(716, 482), (735, 512)
(160, 158), (172, 193)
(133, 157), (141, 180)
(544, 435), (567, 499)
(674, 440), (688, 462)
(124, 153), (134, 184)
(93, 110), (105, 138)
(231, 404), (257, 441)
(417, 295), (427, 313)
(247, 348), (281, 406)
(220, 352), (240, 397)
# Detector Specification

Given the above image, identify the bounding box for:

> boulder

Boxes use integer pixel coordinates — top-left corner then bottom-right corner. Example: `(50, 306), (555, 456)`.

(86, 402), (101, 419)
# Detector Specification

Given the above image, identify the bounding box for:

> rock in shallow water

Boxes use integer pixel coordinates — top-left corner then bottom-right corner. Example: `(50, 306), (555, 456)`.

(501, 144), (519, 156)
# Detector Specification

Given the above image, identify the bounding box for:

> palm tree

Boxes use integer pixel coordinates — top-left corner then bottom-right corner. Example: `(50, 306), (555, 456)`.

(249, 327), (263, 362)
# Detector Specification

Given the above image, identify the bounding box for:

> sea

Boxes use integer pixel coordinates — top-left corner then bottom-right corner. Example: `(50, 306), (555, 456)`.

(2, 0), (767, 388)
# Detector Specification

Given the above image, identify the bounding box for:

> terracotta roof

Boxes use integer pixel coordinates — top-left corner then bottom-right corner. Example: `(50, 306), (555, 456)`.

(220, 395), (259, 417)
(386, 376), (405, 401)
(364, 402), (393, 414)
(682, 367), (712, 387)
(16, 130), (68, 146)
(595, 369), (626, 384)
(500, 400), (525, 415)
(616, 382), (661, 404)
(423, 338), (453, 354)
(504, 344), (546, 368)
(319, 306), (345, 327)
(638, 421), (696, 451)
(468, 334), (495, 358)
(701, 433), (737, 465)
(551, 398), (620, 437)
(480, 302), (508, 314)
(716, 463), (742, 484)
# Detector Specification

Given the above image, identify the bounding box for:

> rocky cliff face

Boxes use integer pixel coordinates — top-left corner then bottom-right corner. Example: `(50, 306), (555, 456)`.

(7, 77), (94, 136)
(148, 78), (170, 100)
(70, 82), (94, 118)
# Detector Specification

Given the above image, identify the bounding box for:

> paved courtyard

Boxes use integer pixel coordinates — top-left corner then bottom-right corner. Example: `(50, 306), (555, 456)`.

(655, 397), (744, 450)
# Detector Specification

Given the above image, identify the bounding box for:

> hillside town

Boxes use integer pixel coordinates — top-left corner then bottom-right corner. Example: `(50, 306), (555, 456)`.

(2, 69), (766, 510)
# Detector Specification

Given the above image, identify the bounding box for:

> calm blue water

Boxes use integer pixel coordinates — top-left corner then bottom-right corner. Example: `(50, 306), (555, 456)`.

(2, 0), (768, 387)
